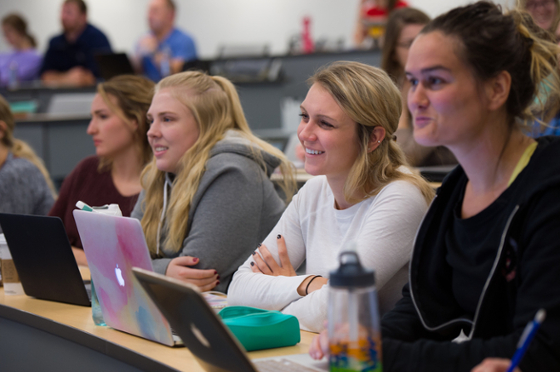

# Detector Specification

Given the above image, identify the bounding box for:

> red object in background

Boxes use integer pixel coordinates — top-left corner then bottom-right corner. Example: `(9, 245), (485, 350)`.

(302, 16), (315, 54)
(364, 0), (408, 17)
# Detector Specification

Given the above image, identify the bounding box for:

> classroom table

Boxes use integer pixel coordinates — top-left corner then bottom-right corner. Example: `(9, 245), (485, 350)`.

(0, 286), (316, 371)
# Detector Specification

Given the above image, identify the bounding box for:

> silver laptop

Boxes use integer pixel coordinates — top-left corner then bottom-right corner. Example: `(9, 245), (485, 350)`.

(132, 267), (329, 372)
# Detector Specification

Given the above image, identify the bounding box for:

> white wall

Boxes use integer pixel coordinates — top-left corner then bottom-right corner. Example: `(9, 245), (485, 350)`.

(0, 0), (513, 58)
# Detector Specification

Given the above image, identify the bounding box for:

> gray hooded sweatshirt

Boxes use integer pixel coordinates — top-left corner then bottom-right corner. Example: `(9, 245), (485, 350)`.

(131, 130), (286, 292)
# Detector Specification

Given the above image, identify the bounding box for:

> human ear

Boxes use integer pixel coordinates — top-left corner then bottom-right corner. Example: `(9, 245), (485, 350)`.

(367, 126), (387, 153)
(130, 118), (139, 132)
(485, 71), (511, 111)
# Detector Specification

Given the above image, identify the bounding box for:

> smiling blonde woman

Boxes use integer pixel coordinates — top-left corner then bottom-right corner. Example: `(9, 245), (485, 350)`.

(228, 61), (434, 332)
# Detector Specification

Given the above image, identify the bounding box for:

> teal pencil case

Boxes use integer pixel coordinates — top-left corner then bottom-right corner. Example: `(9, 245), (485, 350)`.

(218, 306), (301, 351)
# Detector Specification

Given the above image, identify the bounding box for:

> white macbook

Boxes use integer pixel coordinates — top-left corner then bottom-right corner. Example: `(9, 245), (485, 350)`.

(73, 209), (182, 346)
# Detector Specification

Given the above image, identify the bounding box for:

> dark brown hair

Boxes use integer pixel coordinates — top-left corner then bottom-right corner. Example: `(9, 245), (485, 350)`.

(381, 7), (430, 84)
(422, 1), (560, 125)
(1, 13), (36, 48)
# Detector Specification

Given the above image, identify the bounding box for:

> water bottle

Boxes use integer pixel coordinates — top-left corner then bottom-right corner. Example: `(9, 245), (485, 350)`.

(328, 244), (382, 372)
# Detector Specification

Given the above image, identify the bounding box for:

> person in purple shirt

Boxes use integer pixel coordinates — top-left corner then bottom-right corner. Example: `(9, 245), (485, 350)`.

(133, 0), (197, 82)
(0, 14), (42, 87)
(40, 0), (112, 87)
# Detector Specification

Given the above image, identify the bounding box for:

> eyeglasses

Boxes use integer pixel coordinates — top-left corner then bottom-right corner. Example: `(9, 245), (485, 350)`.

(526, 0), (556, 10)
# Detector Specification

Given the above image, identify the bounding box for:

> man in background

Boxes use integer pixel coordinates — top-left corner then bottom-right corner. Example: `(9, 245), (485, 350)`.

(133, 0), (197, 82)
(40, 0), (112, 86)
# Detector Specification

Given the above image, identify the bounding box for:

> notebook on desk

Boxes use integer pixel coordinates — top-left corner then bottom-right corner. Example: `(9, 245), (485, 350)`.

(132, 268), (329, 372)
(0, 213), (91, 306)
(73, 209), (183, 347)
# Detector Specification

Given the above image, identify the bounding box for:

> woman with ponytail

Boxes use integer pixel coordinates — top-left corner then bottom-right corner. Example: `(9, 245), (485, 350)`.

(132, 70), (295, 293)
(0, 95), (55, 231)
(0, 14), (41, 86)
(49, 75), (154, 266)
(228, 61), (433, 332)
(310, 2), (560, 371)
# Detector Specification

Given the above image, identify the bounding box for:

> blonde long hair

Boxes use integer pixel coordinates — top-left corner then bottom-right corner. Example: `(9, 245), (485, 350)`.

(0, 95), (57, 198)
(141, 71), (296, 256)
(309, 61), (434, 205)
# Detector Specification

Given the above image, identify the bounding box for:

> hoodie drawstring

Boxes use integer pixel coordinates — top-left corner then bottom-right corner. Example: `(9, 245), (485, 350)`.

(156, 174), (172, 256)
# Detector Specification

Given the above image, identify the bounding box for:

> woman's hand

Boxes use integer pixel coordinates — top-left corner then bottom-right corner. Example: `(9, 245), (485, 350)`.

(166, 256), (219, 291)
(471, 358), (520, 372)
(251, 235), (296, 276)
(309, 329), (329, 360)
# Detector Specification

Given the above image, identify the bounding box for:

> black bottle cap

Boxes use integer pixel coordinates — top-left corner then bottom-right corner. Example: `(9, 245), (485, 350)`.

(329, 250), (375, 288)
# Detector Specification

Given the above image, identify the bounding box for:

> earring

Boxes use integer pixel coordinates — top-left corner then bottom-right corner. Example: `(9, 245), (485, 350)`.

(377, 140), (381, 143)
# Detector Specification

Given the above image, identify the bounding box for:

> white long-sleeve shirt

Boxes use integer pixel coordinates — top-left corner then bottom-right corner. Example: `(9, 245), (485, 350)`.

(228, 175), (428, 332)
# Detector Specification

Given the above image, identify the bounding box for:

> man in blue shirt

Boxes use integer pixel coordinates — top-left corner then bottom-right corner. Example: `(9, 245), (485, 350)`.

(133, 0), (197, 82)
(40, 0), (112, 86)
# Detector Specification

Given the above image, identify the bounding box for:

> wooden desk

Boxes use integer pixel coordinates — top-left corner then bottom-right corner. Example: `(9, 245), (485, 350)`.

(0, 288), (315, 371)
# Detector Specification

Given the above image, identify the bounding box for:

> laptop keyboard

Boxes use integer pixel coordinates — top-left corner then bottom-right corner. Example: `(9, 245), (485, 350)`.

(254, 358), (320, 372)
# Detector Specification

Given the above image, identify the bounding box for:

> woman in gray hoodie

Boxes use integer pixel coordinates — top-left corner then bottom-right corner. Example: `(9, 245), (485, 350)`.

(131, 70), (295, 293)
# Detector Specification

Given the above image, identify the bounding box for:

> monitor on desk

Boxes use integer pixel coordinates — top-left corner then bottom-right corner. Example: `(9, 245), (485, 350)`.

(94, 52), (135, 81)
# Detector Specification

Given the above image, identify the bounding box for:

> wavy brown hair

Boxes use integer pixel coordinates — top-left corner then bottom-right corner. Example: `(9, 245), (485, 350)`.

(381, 7), (430, 84)
(96, 75), (154, 171)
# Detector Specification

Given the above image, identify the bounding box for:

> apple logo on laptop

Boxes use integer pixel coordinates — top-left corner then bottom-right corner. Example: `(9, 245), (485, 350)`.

(190, 323), (211, 348)
(115, 264), (125, 287)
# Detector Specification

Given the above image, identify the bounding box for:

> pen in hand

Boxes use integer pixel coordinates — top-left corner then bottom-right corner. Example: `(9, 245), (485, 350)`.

(506, 309), (546, 372)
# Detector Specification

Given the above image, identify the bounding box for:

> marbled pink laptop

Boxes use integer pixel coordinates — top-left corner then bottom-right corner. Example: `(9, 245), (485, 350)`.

(73, 210), (180, 346)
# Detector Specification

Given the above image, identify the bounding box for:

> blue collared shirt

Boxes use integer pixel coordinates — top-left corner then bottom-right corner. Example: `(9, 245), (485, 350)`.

(139, 28), (197, 82)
